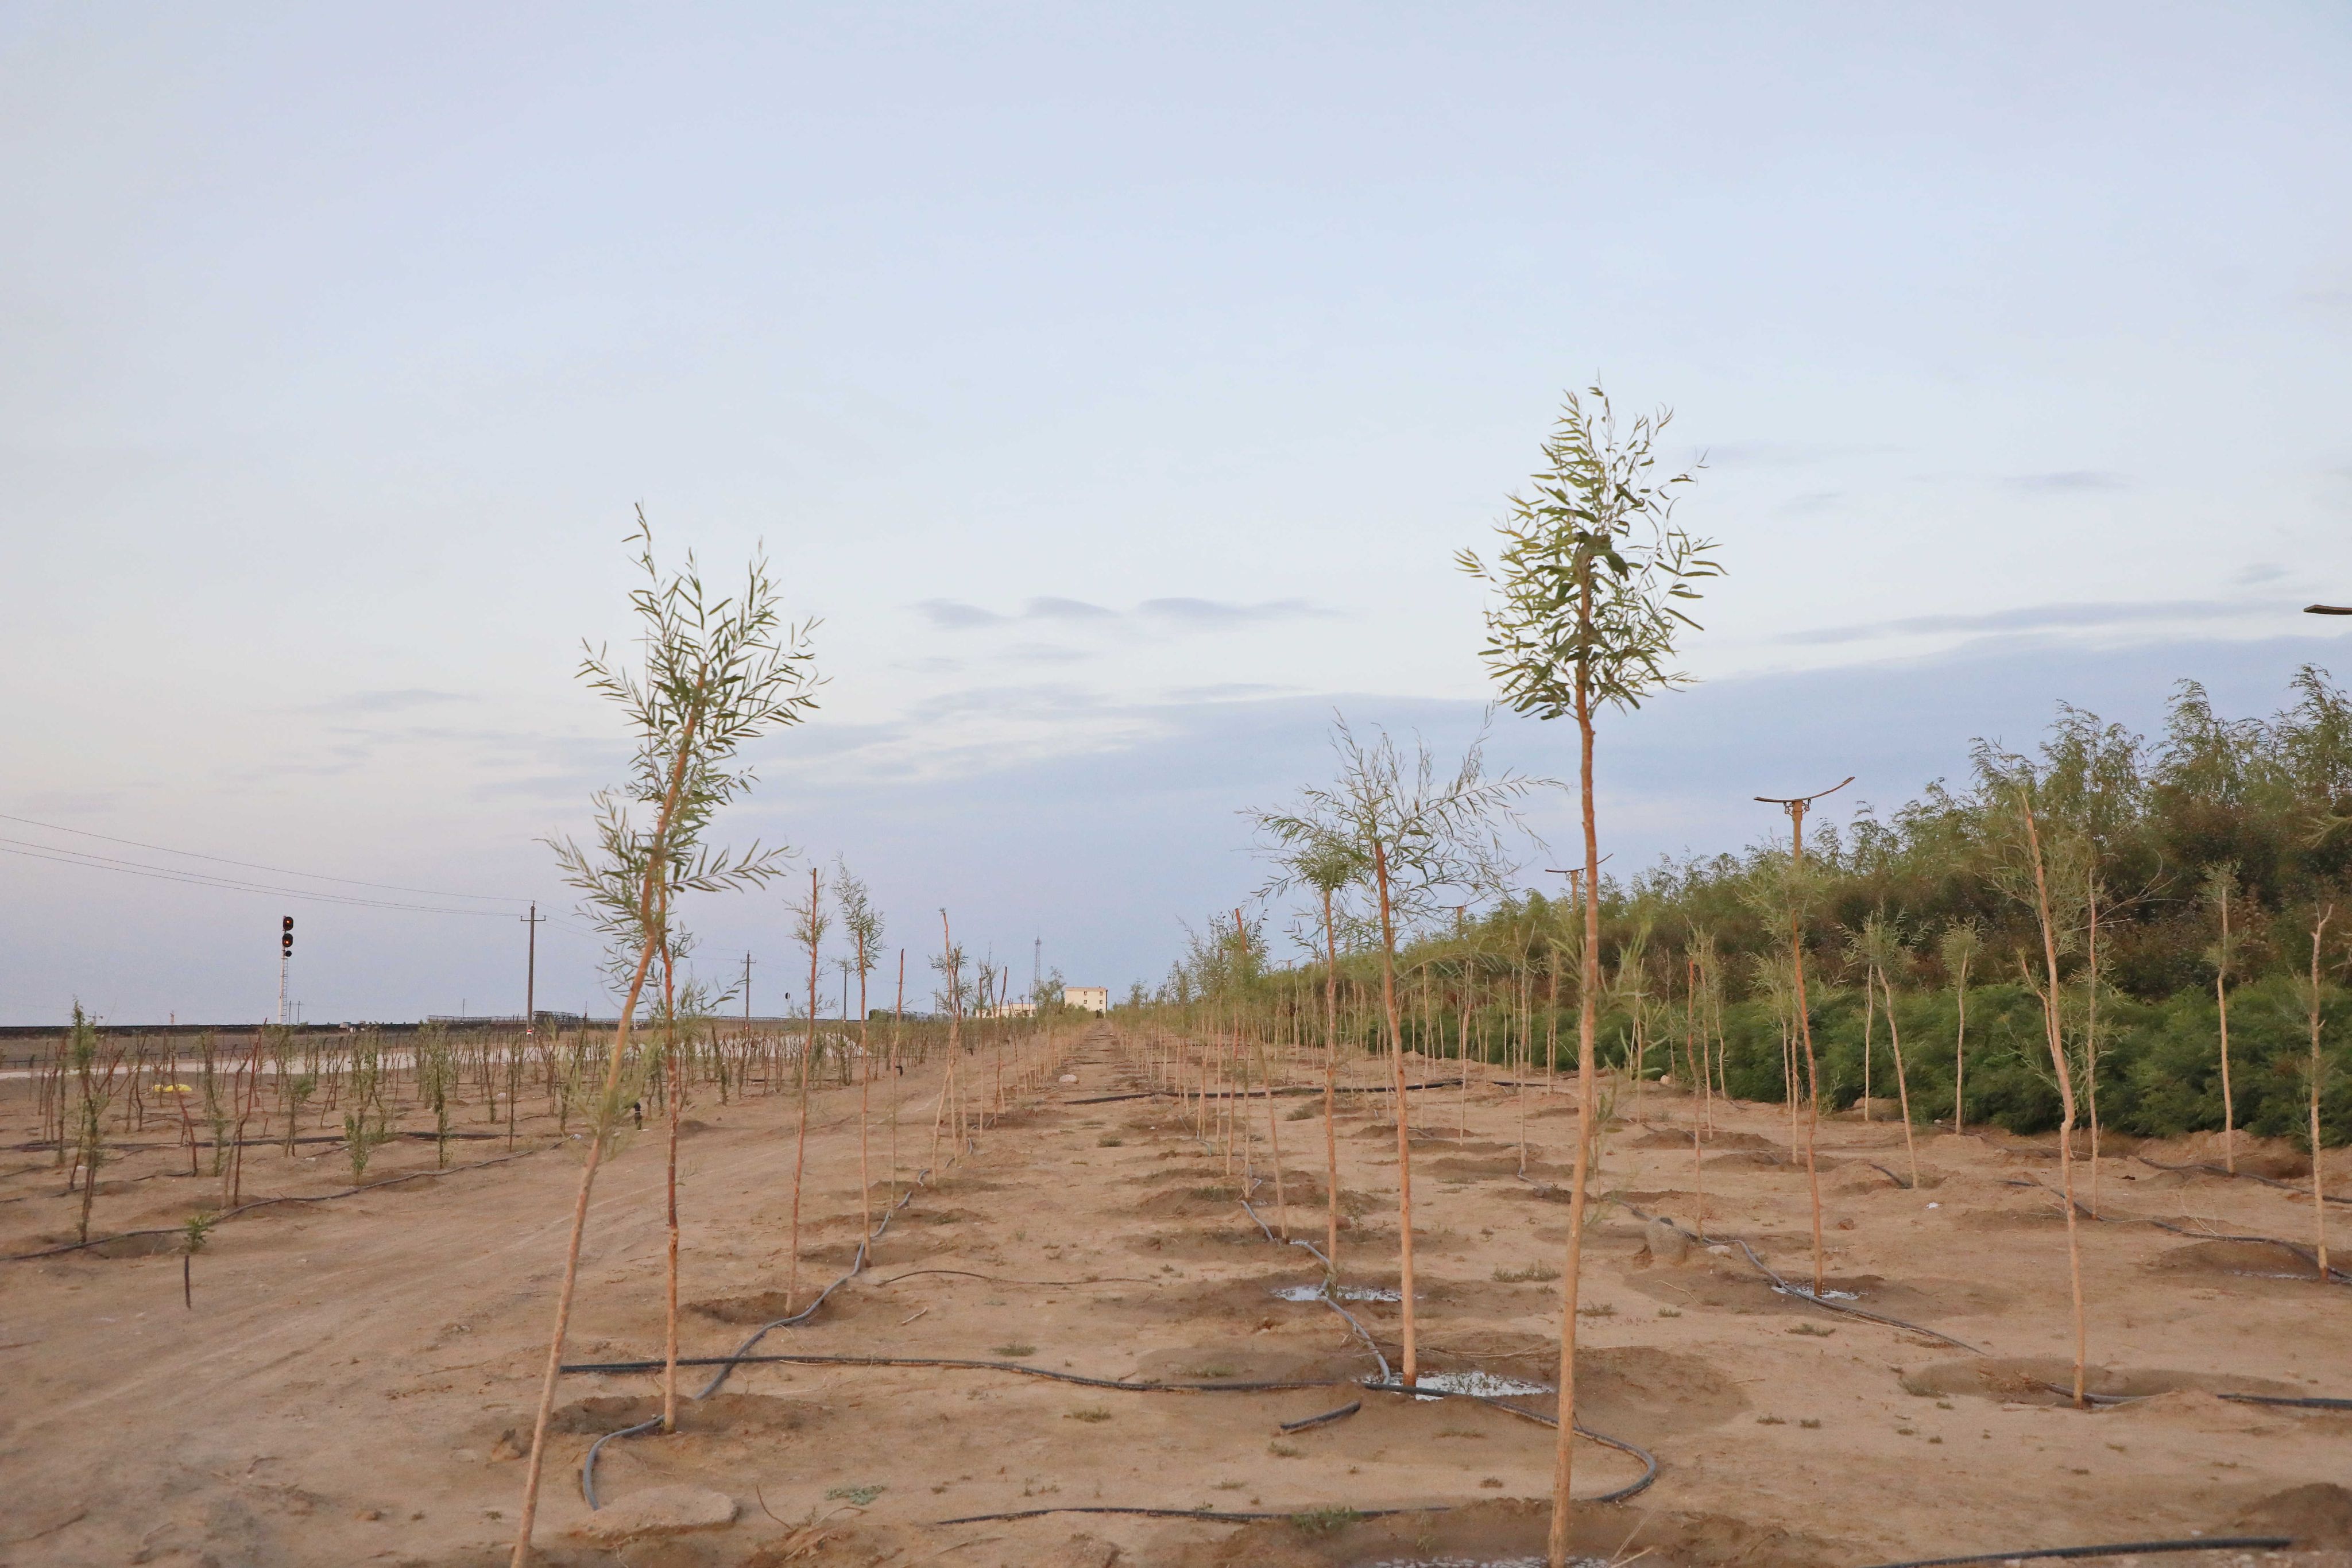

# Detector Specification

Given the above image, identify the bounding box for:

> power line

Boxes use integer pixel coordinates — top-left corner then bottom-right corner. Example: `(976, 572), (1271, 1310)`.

(0, 809), (527, 902)
(0, 841), (523, 917)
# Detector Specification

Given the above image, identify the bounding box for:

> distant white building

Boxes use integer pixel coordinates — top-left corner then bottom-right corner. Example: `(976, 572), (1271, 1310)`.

(980, 1000), (1038, 1019)
(1063, 986), (1109, 1015)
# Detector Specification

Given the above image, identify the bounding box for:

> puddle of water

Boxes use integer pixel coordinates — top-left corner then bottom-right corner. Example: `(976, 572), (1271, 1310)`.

(1274, 1284), (1406, 1302)
(1406, 1370), (1553, 1399)
(1771, 1284), (1859, 1302)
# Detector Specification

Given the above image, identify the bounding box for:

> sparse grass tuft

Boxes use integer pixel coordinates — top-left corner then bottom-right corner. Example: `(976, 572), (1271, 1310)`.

(825, 1484), (884, 1505)
(1786, 1323), (1835, 1337)
(1065, 1407), (1111, 1423)
(1267, 1441), (1301, 1458)
(1096, 1135), (1123, 1147)
(1576, 1302), (1616, 1318)
(1291, 1507), (1361, 1536)
(1757, 1415), (1786, 1425)
(1493, 1262), (1560, 1283)
(993, 1344), (1036, 1358)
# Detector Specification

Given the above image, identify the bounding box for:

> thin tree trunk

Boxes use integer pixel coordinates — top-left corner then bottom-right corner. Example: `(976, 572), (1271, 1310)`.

(1860, 964), (1875, 1121)
(1322, 888), (1341, 1276)
(2219, 885), (2236, 1175)
(2018, 799), (2089, 1410)
(512, 697), (701, 1567)
(660, 923), (682, 1435)
(1952, 958), (1970, 1138)
(1372, 840), (1418, 1388)
(1547, 612), (1601, 1568)
(1878, 969), (1920, 1189)
(2310, 908), (2332, 1283)
(787, 866), (819, 1314)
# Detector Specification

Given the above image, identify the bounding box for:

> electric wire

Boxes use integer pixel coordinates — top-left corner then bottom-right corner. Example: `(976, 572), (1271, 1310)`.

(0, 810), (529, 902)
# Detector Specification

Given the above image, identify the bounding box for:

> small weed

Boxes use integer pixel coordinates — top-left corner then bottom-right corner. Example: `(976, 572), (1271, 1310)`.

(1799, 1419), (1821, 1429)
(1756, 1415), (1786, 1426)
(1576, 1302), (1616, 1318)
(1065, 1408), (1111, 1423)
(1291, 1507), (1361, 1536)
(1786, 1323), (1835, 1337)
(1267, 1441), (1301, 1458)
(1212, 1480), (1245, 1490)
(1097, 1135), (1123, 1147)
(1895, 1427), (1917, 1437)
(994, 1344), (1036, 1358)
(1936, 1400), (1954, 1410)
(1928, 1436), (1944, 1444)
(1492, 1262), (1560, 1283)
(1479, 1477), (1504, 1489)
(1185, 1365), (1236, 1379)
(1655, 1307), (1681, 1318)
(825, 1484), (884, 1506)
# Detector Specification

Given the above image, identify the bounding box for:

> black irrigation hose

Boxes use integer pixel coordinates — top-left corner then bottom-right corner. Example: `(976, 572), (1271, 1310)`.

(2029, 1380), (2352, 1413)
(579, 1146), (982, 1508)
(1067, 1080), (1465, 1106)
(564, 1348), (1333, 1392)
(1231, 1180), (1655, 1503)
(2136, 1154), (2351, 1207)
(0, 1147), (546, 1261)
(2005, 1176), (2351, 1285)
(1851, 1537), (2293, 1568)
(1280, 1400), (1360, 1433)
(1728, 1238), (1985, 1354)
(931, 1503), (1431, 1526)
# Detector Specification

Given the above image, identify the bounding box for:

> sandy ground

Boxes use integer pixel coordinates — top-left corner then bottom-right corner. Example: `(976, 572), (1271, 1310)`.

(3, 1024), (2347, 1568)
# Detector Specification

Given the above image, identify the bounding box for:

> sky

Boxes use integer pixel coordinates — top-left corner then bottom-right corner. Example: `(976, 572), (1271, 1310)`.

(2, 3), (2349, 1024)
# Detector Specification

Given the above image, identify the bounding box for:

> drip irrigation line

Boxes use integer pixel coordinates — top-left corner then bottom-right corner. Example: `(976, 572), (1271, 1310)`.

(930, 1503), (1430, 1526)
(1866, 1162), (1916, 1190)
(582, 1137), (991, 1508)
(2136, 1155), (2351, 1206)
(1067, 1081), (1463, 1106)
(1, 1147), (546, 1261)
(1851, 1538), (2292, 1568)
(1280, 1400), (1360, 1433)
(2004, 1177), (2350, 1285)
(870, 1268), (1157, 1287)
(1727, 1238), (1984, 1353)
(563, 1348), (1332, 1392)
(2030, 1380), (2352, 1412)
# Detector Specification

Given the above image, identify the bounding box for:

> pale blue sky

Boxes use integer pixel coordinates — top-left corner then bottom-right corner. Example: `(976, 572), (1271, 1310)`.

(3, 4), (2348, 1022)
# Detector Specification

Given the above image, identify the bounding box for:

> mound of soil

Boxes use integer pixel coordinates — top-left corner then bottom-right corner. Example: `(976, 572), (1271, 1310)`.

(541, 1391), (822, 1437)
(2149, 1238), (2332, 1282)
(690, 1290), (798, 1324)
(1174, 1497), (1831, 1568)
(2235, 1482), (2352, 1548)
(1898, 1355), (2301, 1406)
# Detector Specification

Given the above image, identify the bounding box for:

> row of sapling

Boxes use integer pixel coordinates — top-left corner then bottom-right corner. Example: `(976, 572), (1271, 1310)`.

(1254, 717), (1535, 1389)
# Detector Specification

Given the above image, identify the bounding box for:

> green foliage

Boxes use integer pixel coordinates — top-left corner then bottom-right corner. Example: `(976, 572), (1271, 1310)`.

(1456, 385), (1723, 719)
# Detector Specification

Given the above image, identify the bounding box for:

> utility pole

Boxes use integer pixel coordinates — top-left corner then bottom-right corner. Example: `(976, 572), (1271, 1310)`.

(1753, 775), (1852, 1298)
(521, 903), (544, 1037)
(278, 916), (293, 1026)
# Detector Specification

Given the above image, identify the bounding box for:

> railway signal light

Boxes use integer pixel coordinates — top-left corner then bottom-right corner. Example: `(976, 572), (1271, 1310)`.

(281, 915), (294, 955)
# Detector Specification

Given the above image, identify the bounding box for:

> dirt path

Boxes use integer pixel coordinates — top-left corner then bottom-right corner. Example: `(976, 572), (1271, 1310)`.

(2, 1025), (2346, 1567)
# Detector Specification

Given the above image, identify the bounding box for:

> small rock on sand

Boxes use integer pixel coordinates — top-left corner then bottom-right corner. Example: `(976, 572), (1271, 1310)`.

(572, 1484), (737, 1543)
(1645, 1217), (1692, 1266)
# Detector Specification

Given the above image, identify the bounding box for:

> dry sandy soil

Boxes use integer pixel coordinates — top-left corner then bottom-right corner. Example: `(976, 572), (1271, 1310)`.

(3, 1025), (2348, 1568)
